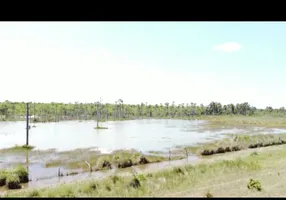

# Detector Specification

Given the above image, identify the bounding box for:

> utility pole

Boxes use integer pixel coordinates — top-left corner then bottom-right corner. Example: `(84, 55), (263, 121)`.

(33, 103), (36, 123)
(26, 103), (29, 146)
(55, 105), (57, 122)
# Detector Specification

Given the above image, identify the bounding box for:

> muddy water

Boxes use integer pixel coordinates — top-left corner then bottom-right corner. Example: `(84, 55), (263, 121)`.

(1, 119), (286, 191)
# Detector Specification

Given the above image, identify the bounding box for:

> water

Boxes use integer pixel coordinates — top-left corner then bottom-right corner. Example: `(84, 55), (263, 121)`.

(1, 119), (286, 153)
(1, 119), (286, 191)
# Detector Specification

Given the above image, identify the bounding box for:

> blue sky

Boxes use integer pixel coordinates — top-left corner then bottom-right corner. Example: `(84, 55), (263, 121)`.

(0, 22), (285, 108)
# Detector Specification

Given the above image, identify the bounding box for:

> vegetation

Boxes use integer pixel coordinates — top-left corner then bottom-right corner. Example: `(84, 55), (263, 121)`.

(181, 133), (286, 156)
(3, 150), (266, 197)
(0, 145), (35, 153)
(45, 149), (184, 171)
(0, 165), (29, 190)
(247, 179), (262, 191)
(0, 100), (285, 123)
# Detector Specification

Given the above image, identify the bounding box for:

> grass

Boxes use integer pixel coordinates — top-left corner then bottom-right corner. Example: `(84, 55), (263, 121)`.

(45, 149), (184, 171)
(94, 126), (108, 130)
(179, 133), (286, 156)
(0, 165), (29, 190)
(5, 142), (286, 197)
(0, 145), (35, 153)
(4, 151), (265, 197)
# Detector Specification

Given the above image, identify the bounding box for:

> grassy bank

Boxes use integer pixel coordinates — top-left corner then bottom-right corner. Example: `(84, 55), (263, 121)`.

(179, 133), (286, 156)
(0, 145), (35, 153)
(45, 149), (184, 171)
(4, 144), (286, 197)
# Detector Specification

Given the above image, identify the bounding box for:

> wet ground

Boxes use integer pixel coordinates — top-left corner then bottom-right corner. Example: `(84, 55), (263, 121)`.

(1, 119), (286, 191)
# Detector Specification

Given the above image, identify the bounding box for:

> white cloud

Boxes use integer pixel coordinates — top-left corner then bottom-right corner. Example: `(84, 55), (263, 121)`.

(212, 42), (242, 52)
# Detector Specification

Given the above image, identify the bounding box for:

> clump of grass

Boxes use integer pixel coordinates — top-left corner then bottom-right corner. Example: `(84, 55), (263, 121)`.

(12, 165), (29, 183)
(5, 173), (21, 189)
(0, 170), (7, 186)
(0, 145), (35, 153)
(247, 178), (262, 191)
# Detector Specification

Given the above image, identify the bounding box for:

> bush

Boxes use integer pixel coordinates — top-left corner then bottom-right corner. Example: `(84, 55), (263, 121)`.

(138, 156), (149, 164)
(216, 147), (225, 154)
(13, 165), (29, 183)
(247, 178), (262, 191)
(0, 170), (7, 186)
(102, 161), (112, 169)
(6, 173), (21, 189)
(117, 159), (133, 168)
(225, 147), (231, 152)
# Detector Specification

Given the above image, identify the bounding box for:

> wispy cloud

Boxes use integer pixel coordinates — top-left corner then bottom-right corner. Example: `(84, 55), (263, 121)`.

(212, 42), (242, 52)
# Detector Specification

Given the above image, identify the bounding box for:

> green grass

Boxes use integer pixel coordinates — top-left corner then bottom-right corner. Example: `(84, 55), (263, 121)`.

(0, 165), (29, 190)
(4, 153), (264, 197)
(45, 149), (184, 171)
(180, 133), (286, 156)
(0, 145), (35, 153)
(0, 170), (7, 187)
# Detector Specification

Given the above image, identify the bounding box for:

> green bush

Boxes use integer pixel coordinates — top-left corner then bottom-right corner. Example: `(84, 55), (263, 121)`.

(0, 170), (7, 186)
(13, 165), (29, 183)
(6, 173), (21, 189)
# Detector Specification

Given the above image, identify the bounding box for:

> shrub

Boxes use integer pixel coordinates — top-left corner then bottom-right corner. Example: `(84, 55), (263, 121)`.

(13, 165), (29, 183)
(0, 170), (7, 186)
(138, 156), (149, 164)
(117, 159), (133, 168)
(6, 173), (21, 189)
(102, 161), (112, 169)
(225, 147), (231, 152)
(216, 147), (225, 154)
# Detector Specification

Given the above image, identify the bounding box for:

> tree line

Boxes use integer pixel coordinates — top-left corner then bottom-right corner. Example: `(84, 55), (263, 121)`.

(0, 100), (285, 122)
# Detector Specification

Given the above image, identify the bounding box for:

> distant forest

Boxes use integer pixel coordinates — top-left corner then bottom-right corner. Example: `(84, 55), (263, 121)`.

(0, 100), (284, 122)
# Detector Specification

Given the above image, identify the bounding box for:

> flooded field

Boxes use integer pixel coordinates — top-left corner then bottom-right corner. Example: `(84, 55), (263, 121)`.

(1, 119), (286, 191)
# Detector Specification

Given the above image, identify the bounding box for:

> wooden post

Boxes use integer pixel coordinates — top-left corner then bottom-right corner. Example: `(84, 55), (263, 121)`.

(26, 103), (29, 146)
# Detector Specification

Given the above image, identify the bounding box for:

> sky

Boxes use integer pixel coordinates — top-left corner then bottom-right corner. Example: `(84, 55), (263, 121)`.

(0, 22), (285, 108)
